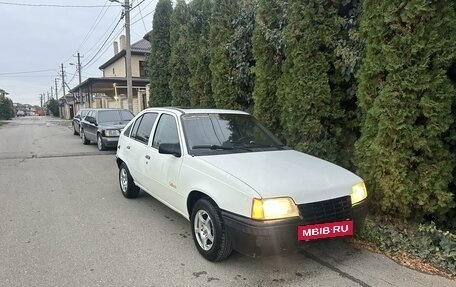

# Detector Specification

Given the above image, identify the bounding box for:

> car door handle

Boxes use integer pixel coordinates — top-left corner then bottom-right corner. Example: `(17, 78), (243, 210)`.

(145, 155), (150, 160)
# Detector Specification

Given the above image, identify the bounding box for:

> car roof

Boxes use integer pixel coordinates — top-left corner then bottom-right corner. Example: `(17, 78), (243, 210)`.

(141, 107), (249, 116)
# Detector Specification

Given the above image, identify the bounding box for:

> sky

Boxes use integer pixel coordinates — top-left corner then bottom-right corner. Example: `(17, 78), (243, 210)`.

(0, 0), (157, 106)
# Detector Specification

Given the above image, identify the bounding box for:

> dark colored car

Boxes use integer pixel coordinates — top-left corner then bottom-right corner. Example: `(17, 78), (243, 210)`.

(72, 108), (92, 135)
(80, 108), (134, 151)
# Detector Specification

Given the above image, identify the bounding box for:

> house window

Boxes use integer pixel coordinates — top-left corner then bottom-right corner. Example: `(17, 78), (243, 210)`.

(139, 61), (148, 78)
(112, 68), (115, 76)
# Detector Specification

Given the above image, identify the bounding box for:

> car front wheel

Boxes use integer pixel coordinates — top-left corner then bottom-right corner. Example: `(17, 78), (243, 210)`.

(97, 134), (105, 151)
(191, 198), (232, 262)
(81, 129), (90, 145)
(119, 162), (139, 198)
(73, 123), (78, 135)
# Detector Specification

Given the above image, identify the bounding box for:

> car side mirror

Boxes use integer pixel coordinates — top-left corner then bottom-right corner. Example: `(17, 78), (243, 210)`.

(158, 143), (181, 157)
(88, 117), (96, 125)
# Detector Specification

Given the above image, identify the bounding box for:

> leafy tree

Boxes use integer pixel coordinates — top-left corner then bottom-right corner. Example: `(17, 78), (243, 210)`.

(45, 98), (60, 117)
(209, 0), (256, 111)
(252, 0), (287, 136)
(277, 0), (340, 163)
(169, 0), (191, 106)
(148, 0), (173, 107)
(188, 0), (214, 107)
(0, 95), (14, 120)
(355, 0), (456, 219)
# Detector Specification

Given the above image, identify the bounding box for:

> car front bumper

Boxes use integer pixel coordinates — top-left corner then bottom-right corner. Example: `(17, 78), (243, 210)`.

(101, 136), (119, 148)
(221, 198), (368, 258)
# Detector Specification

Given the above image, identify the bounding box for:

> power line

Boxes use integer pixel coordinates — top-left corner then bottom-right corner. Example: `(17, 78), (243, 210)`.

(83, 14), (124, 69)
(83, 27), (124, 71)
(131, 8), (154, 26)
(77, 0), (112, 51)
(0, 1), (117, 8)
(0, 68), (56, 75)
(83, 11), (123, 56)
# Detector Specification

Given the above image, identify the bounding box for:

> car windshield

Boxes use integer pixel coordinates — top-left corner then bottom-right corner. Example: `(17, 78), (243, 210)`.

(182, 113), (284, 154)
(81, 110), (89, 117)
(98, 110), (134, 123)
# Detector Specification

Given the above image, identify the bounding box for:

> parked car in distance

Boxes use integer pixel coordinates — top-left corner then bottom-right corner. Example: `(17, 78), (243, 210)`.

(16, 110), (25, 117)
(72, 108), (92, 135)
(115, 108), (368, 262)
(80, 108), (134, 151)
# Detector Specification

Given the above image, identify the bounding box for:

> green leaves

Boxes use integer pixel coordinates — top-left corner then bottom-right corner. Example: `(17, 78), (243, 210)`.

(359, 217), (456, 275)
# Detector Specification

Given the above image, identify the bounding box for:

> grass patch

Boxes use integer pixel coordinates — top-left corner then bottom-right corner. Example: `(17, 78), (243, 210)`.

(355, 216), (456, 277)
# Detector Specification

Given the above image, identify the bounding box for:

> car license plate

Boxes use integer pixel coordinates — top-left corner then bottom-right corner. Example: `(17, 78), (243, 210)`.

(298, 220), (353, 241)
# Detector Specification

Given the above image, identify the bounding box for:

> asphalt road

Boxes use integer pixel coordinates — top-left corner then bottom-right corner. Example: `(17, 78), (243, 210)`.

(0, 116), (454, 287)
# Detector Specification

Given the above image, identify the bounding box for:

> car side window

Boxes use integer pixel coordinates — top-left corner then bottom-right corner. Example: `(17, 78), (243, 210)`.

(134, 113), (158, 144)
(123, 124), (133, 137)
(152, 114), (179, 149)
(130, 115), (143, 139)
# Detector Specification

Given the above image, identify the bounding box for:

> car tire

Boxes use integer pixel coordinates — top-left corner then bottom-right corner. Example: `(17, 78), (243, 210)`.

(81, 129), (90, 145)
(97, 134), (105, 151)
(190, 198), (232, 262)
(72, 123), (78, 135)
(119, 162), (139, 198)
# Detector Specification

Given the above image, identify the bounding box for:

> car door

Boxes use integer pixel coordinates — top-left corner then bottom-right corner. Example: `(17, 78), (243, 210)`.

(142, 113), (184, 211)
(85, 110), (98, 141)
(125, 112), (158, 187)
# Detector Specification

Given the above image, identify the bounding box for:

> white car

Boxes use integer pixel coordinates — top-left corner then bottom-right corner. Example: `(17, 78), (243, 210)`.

(116, 108), (368, 261)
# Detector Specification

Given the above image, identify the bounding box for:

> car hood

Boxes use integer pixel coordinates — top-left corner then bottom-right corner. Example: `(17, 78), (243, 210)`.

(97, 122), (129, 129)
(198, 150), (362, 204)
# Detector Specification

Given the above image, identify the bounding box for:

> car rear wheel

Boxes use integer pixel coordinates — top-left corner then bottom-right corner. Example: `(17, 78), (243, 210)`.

(81, 129), (90, 145)
(191, 198), (232, 262)
(97, 134), (105, 151)
(119, 162), (139, 198)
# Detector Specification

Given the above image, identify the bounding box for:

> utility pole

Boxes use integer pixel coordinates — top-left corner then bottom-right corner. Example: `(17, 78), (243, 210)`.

(61, 63), (66, 97)
(75, 52), (83, 106)
(39, 94), (43, 107)
(125, 0), (133, 113)
(50, 86), (53, 100)
(55, 78), (59, 100)
(109, 0), (132, 112)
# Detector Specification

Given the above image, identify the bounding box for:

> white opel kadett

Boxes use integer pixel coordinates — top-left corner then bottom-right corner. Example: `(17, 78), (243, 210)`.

(116, 108), (368, 261)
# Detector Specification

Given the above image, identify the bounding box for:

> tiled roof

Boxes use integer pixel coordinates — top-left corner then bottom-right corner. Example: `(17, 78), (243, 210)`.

(99, 37), (150, 70)
(131, 39), (150, 53)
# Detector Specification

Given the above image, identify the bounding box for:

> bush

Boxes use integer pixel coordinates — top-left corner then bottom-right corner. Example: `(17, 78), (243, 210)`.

(358, 217), (456, 275)
(45, 98), (59, 117)
(0, 95), (14, 120)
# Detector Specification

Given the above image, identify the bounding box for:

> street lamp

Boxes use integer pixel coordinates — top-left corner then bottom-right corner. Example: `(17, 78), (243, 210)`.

(110, 0), (133, 113)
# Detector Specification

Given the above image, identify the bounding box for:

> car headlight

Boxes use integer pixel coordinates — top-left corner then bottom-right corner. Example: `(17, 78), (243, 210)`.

(103, 129), (120, 137)
(251, 197), (299, 220)
(351, 182), (367, 205)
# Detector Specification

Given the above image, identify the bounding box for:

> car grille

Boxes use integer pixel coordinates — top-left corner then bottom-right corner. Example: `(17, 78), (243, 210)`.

(298, 196), (352, 224)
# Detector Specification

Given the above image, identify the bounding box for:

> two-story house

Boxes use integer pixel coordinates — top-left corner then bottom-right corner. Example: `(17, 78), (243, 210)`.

(63, 33), (151, 119)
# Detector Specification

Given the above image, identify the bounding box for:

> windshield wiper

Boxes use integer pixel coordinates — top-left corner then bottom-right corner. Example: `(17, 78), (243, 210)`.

(192, 145), (233, 150)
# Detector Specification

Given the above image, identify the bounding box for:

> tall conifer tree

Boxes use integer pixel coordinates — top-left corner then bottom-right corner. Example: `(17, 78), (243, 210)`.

(169, 0), (191, 106)
(148, 0), (173, 107)
(252, 0), (287, 135)
(356, 0), (456, 218)
(209, 0), (255, 111)
(188, 0), (213, 107)
(277, 0), (340, 163)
